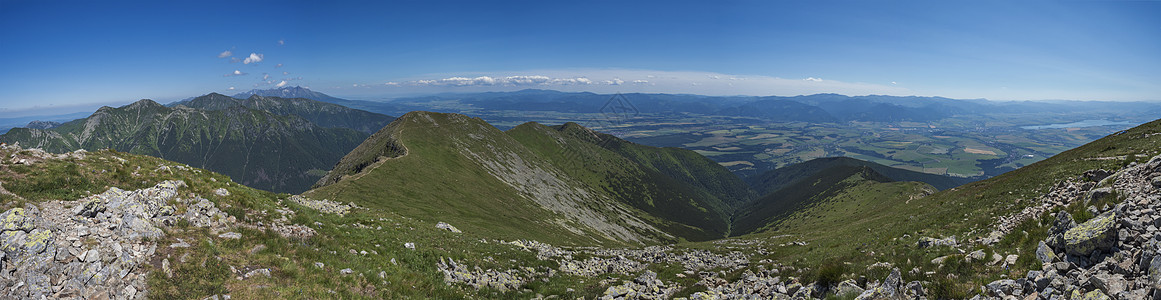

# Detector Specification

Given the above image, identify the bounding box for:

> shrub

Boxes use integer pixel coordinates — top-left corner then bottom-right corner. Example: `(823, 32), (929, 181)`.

(816, 261), (847, 289)
(927, 277), (969, 300)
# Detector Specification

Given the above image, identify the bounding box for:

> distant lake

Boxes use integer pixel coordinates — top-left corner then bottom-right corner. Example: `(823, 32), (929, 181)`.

(1021, 119), (1135, 130)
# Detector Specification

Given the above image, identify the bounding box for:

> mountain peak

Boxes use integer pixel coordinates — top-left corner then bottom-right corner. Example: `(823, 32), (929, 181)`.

(233, 86), (344, 104)
(125, 99), (162, 109)
(392, 111), (486, 130)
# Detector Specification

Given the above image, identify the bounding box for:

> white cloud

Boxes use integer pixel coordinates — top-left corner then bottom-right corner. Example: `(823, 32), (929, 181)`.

(276, 80), (288, 87)
(217, 50), (232, 58)
(263, 73), (271, 80)
(229, 57), (241, 63)
(228, 86), (235, 90)
(224, 70), (247, 77)
(282, 71), (289, 75)
(384, 75), (603, 87)
(243, 53), (264, 64)
(549, 77), (593, 85)
(274, 63), (283, 68)
(504, 75), (551, 85)
(363, 69), (910, 97)
(277, 39), (285, 46)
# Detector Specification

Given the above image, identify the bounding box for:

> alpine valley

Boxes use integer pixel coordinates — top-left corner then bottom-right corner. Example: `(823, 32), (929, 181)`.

(2, 87), (1161, 300)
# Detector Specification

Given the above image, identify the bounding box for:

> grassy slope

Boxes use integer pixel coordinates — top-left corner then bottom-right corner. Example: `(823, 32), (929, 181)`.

(723, 118), (1161, 296)
(733, 165), (928, 236)
(306, 112), (619, 247)
(0, 147), (612, 299)
(310, 112), (750, 245)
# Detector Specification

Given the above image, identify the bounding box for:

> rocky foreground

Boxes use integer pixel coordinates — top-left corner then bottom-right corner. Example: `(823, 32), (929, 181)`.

(0, 180), (236, 299)
(973, 155), (1161, 299)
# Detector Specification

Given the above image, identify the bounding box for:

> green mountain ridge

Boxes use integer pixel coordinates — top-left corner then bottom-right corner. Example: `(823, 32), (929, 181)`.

(309, 111), (750, 245)
(0, 97), (370, 193)
(747, 156), (971, 196)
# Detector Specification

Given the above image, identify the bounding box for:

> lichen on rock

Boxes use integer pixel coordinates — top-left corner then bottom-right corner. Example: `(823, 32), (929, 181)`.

(1064, 210), (1117, 256)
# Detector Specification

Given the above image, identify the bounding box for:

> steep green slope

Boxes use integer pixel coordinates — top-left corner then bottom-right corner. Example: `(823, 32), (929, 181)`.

(733, 164), (929, 235)
(747, 156), (971, 196)
(180, 93), (394, 134)
(309, 111), (744, 245)
(506, 122), (733, 240)
(559, 122), (756, 210)
(0, 99), (366, 193)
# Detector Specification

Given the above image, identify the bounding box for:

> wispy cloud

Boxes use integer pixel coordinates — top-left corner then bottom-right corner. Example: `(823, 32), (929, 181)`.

(217, 50), (232, 58)
(386, 75), (600, 87)
(274, 63), (283, 68)
(224, 70), (247, 77)
(359, 69), (910, 97)
(243, 53), (264, 64)
(229, 57), (241, 63)
(262, 73), (271, 80)
(277, 39), (285, 46)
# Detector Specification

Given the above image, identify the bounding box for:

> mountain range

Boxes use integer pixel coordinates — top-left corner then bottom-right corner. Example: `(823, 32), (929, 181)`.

(388, 89), (1161, 123)
(0, 93), (393, 193)
(234, 86), (423, 117)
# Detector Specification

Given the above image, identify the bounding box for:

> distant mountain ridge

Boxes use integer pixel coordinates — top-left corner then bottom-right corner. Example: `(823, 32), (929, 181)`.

(233, 86), (347, 103)
(177, 92), (394, 134)
(232, 86), (423, 116)
(24, 120), (61, 130)
(0, 94), (377, 193)
(391, 89), (1161, 123)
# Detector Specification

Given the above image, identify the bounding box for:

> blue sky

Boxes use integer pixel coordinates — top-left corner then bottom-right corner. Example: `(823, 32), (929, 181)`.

(1, 0), (1159, 117)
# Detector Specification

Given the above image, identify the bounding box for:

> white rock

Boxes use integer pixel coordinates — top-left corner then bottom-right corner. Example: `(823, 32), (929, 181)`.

(123, 285), (137, 298)
(83, 249), (100, 263)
